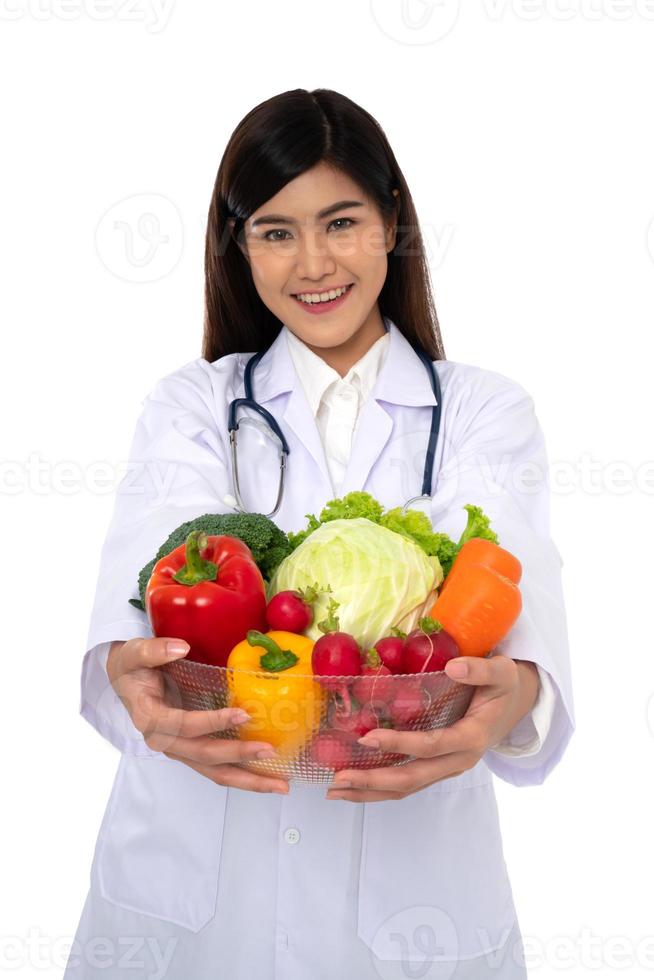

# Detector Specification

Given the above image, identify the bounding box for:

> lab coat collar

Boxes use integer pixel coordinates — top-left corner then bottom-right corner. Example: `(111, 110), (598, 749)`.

(252, 316), (439, 409)
(237, 316), (440, 497)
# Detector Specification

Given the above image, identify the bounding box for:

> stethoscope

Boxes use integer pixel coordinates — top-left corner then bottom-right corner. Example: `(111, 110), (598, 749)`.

(227, 342), (442, 518)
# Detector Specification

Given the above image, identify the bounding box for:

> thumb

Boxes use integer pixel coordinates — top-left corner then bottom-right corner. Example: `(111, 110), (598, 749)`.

(444, 657), (472, 681)
(445, 653), (510, 688)
(444, 656), (494, 684)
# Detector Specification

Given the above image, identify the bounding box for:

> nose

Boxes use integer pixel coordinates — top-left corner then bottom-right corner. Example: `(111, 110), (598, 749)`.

(294, 227), (337, 281)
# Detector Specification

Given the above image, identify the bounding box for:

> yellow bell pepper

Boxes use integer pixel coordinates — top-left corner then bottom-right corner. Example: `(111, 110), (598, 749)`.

(227, 629), (325, 756)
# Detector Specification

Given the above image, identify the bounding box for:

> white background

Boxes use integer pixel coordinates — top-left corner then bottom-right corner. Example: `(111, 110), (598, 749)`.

(2, 1), (653, 977)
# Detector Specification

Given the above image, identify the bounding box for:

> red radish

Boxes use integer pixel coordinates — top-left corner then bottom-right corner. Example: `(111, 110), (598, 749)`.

(370, 627), (406, 674)
(388, 677), (428, 727)
(312, 633), (361, 679)
(310, 731), (354, 770)
(329, 699), (389, 738)
(403, 617), (459, 674)
(266, 584), (319, 633)
(352, 648), (395, 705)
(311, 596), (361, 712)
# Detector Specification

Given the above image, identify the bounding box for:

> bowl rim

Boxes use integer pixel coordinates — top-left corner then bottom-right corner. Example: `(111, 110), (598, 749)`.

(160, 652), (492, 681)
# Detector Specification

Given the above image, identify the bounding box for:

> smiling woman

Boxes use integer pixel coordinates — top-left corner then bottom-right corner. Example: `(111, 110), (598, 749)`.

(67, 87), (574, 980)
(239, 163), (395, 365)
(204, 88), (445, 376)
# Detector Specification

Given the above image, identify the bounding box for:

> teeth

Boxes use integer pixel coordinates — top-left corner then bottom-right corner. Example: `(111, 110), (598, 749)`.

(296, 285), (350, 304)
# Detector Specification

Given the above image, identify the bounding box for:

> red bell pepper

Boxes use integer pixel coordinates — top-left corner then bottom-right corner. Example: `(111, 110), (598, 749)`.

(145, 530), (268, 667)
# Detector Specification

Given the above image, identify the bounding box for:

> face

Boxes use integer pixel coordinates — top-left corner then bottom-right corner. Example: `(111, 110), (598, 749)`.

(235, 161), (399, 373)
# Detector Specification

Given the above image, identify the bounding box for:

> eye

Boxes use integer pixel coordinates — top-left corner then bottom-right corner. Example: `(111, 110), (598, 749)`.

(261, 217), (355, 241)
(263, 229), (292, 241)
(329, 218), (355, 231)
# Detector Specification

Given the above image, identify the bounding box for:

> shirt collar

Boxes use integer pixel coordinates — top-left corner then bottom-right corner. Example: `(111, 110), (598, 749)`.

(244, 316), (438, 409)
(285, 322), (390, 417)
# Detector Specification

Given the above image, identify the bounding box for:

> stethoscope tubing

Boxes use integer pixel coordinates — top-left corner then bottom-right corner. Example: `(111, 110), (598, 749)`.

(227, 339), (442, 517)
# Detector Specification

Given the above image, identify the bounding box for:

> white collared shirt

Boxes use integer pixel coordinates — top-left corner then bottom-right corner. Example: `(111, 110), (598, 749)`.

(285, 325), (390, 495)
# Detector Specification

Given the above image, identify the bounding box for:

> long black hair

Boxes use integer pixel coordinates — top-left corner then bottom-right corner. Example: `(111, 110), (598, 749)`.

(203, 88), (445, 362)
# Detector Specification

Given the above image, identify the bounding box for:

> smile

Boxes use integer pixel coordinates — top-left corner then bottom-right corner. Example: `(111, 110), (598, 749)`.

(292, 283), (354, 315)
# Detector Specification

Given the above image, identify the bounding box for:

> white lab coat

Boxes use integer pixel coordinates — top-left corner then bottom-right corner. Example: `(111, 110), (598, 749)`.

(65, 319), (575, 979)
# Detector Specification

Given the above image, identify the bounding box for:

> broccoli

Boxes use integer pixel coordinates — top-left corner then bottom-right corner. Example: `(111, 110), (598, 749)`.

(129, 512), (292, 612)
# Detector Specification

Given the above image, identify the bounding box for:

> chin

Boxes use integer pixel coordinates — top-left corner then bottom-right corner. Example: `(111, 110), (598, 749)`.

(307, 328), (357, 348)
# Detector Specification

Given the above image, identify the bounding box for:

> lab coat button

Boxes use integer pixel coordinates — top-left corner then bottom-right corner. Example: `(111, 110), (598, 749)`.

(284, 827), (301, 844)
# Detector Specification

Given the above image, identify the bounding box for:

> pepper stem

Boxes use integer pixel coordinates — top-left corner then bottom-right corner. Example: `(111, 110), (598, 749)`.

(247, 630), (299, 672)
(172, 530), (219, 586)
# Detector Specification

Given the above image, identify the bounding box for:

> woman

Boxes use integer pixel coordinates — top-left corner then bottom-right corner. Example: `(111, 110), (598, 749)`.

(65, 88), (574, 979)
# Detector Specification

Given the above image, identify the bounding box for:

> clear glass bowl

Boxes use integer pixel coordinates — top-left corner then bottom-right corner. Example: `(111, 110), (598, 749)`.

(160, 657), (482, 783)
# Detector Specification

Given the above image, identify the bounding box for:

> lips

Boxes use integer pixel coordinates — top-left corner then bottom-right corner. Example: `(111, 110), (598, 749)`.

(291, 282), (355, 315)
(292, 283), (354, 299)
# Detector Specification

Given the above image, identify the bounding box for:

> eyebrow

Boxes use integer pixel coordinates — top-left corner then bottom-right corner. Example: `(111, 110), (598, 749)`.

(250, 199), (365, 229)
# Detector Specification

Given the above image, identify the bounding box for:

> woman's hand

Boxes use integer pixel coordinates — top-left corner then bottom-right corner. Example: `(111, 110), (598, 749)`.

(106, 638), (290, 795)
(325, 654), (540, 803)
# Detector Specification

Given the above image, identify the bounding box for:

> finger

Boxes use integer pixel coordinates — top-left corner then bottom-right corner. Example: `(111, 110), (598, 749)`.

(327, 770), (469, 803)
(444, 653), (518, 692)
(117, 636), (191, 675)
(163, 753), (290, 794)
(132, 691), (253, 741)
(326, 788), (407, 802)
(327, 753), (471, 797)
(145, 730), (280, 766)
(357, 709), (489, 759)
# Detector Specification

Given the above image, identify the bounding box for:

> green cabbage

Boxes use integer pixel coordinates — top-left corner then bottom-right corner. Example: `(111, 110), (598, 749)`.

(268, 517), (444, 651)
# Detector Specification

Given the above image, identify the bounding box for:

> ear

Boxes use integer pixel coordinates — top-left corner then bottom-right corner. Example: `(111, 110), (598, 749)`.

(385, 188), (400, 252)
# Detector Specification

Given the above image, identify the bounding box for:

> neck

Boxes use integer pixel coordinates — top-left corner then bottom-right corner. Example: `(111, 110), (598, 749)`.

(304, 308), (387, 377)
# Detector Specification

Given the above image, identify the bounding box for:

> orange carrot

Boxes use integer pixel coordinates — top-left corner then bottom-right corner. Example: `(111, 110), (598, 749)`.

(429, 562), (522, 657)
